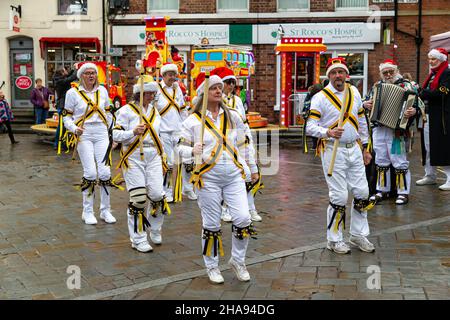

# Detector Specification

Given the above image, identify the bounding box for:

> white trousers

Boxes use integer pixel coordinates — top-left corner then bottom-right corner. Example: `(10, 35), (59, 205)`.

(423, 118), (450, 182)
(160, 131), (179, 196)
(372, 126), (410, 195)
(123, 147), (165, 245)
(321, 143), (370, 242)
(77, 123), (111, 216)
(197, 163), (251, 269)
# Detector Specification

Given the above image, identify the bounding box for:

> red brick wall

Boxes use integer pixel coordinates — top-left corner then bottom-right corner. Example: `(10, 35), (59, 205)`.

(128, 0), (146, 14)
(250, 0), (276, 13)
(251, 45), (278, 124)
(310, 0), (334, 12)
(179, 0), (216, 14)
(117, 46), (142, 99)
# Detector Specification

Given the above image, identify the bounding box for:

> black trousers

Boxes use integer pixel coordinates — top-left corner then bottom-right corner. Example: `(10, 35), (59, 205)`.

(2, 121), (16, 143)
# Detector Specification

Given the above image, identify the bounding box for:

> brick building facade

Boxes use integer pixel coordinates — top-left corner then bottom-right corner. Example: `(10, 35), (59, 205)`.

(110, 0), (449, 125)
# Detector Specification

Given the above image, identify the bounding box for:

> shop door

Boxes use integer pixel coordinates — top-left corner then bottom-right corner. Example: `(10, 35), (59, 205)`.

(289, 55), (314, 126)
(9, 37), (34, 108)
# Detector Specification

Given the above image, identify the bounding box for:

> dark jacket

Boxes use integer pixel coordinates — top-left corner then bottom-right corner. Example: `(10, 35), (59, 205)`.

(53, 70), (78, 110)
(420, 67), (450, 166)
(30, 87), (51, 108)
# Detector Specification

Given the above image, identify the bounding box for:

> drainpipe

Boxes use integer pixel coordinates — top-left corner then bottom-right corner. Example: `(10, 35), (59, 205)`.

(102, 0), (107, 55)
(394, 0), (423, 81)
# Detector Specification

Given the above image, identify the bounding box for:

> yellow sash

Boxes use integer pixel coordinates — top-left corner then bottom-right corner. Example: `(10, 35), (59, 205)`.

(73, 87), (108, 127)
(117, 103), (168, 172)
(190, 110), (246, 189)
(321, 86), (358, 131)
(158, 83), (181, 117)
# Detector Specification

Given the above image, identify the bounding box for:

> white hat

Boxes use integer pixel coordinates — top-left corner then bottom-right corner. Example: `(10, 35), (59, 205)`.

(77, 62), (98, 79)
(379, 59), (398, 71)
(133, 81), (159, 94)
(196, 75), (223, 97)
(161, 63), (178, 75)
(428, 48), (448, 62)
(325, 58), (349, 78)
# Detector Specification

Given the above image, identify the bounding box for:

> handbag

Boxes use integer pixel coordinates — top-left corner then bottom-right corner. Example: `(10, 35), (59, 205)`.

(37, 88), (49, 110)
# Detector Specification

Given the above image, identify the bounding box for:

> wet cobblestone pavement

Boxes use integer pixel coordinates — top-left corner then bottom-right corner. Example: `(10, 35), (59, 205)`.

(0, 133), (448, 300)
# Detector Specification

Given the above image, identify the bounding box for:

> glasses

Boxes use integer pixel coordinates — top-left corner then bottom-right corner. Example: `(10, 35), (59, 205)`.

(224, 79), (236, 85)
(83, 71), (97, 76)
(382, 69), (395, 76)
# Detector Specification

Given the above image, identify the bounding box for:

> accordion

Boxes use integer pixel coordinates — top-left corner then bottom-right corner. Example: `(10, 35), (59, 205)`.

(369, 83), (416, 129)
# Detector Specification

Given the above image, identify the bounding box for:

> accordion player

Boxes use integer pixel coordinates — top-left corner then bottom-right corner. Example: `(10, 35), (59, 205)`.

(369, 83), (417, 129)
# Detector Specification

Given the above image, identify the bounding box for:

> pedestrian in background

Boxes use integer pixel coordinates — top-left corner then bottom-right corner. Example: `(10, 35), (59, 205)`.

(0, 90), (19, 144)
(30, 78), (51, 124)
(416, 47), (450, 191)
(53, 66), (78, 150)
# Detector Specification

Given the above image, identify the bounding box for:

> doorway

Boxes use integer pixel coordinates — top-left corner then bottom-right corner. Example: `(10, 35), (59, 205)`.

(9, 37), (34, 108)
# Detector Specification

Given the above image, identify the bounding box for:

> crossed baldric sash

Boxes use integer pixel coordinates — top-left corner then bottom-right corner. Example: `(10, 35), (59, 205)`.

(116, 102), (168, 172)
(190, 110), (245, 189)
(157, 83), (186, 117)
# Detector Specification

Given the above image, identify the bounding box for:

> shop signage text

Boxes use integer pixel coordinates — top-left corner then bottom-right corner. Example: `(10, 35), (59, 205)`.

(15, 76), (32, 90)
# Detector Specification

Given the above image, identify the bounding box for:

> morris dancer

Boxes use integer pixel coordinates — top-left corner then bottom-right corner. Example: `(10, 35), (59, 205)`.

(154, 63), (185, 202)
(306, 58), (375, 254)
(113, 81), (170, 252)
(63, 63), (116, 225)
(178, 75), (259, 284)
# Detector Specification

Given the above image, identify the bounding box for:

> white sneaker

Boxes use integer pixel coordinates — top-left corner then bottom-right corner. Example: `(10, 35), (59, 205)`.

(250, 209), (262, 222)
(438, 182), (450, 191)
(150, 230), (162, 245)
(229, 258), (251, 282)
(326, 241), (351, 254)
(416, 176), (436, 186)
(100, 211), (116, 224)
(221, 207), (232, 222)
(349, 235), (375, 253)
(206, 267), (224, 284)
(82, 212), (97, 225)
(131, 241), (153, 253)
(183, 190), (198, 200)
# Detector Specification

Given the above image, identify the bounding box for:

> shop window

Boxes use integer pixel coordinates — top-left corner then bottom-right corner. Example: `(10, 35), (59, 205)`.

(45, 43), (96, 89)
(336, 0), (368, 9)
(320, 51), (367, 96)
(148, 0), (178, 11)
(218, 0), (248, 11)
(278, 0), (309, 10)
(58, 0), (88, 15)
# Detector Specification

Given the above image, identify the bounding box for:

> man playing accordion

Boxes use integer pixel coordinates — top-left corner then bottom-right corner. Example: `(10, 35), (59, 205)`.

(363, 59), (417, 205)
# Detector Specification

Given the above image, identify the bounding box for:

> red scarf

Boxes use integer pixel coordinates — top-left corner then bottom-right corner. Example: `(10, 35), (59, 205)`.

(422, 60), (449, 90)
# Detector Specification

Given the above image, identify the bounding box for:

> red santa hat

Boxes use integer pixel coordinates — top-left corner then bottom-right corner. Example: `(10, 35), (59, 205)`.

(77, 62), (98, 79)
(161, 63), (178, 75)
(379, 59), (398, 71)
(326, 57), (349, 77)
(195, 74), (223, 97)
(133, 81), (158, 94)
(428, 48), (448, 61)
(211, 67), (236, 82)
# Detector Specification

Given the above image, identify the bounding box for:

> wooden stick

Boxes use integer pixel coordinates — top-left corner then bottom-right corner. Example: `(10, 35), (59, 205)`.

(138, 63), (145, 161)
(327, 83), (349, 177)
(195, 71), (210, 168)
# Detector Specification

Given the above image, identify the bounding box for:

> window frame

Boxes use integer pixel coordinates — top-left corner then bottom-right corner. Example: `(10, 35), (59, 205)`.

(57, 0), (88, 16)
(216, 0), (249, 12)
(277, 0), (310, 12)
(147, 0), (179, 13)
(335, 0), (368, 11)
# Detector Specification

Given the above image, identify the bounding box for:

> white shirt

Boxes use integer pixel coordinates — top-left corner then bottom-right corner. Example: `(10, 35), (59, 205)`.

(63, 85), (112, 133)
(154, 80), (185, 134)
(223, 93), (246, 120)
(178, 107), (258, 174)
(306, 83), (369, 144)
(112, 102), (161, 148)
